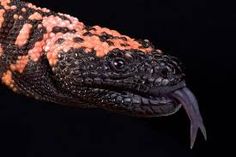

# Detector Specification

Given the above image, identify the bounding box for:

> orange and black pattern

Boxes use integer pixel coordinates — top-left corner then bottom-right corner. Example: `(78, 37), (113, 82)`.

(0, 0), (155, 93)
(0, 0), (185, 112)
(0, 1), (207, 148)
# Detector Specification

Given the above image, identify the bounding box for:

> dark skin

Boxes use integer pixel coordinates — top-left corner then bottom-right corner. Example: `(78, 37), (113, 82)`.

(53, 48), (185, 116)
(0, 0), (206, 148)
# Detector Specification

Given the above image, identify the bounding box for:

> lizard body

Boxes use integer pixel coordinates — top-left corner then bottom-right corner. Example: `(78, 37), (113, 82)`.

(0, 0), (206, 148)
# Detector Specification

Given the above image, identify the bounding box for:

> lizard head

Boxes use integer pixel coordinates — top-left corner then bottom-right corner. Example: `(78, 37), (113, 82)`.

(55, 47), (206, 148)
(51, 28), (206, 148)
(57, 48), (184, 115)
(90, 49), (186, 116)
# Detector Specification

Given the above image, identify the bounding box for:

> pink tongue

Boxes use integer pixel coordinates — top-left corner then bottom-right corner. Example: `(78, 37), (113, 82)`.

(171, 87), (207, 149)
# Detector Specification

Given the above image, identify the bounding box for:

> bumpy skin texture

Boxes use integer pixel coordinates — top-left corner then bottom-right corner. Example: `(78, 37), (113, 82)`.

(0, 0), (183, 112)
(0, 0), (206, 148)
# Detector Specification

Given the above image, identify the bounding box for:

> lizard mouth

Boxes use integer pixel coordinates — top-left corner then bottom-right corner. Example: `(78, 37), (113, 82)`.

(83, 82), (207, 148)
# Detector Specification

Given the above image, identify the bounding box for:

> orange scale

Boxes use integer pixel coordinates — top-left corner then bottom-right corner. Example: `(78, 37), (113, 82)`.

(123, 35), (132, 40)
(83, 42), (94, 50)
(10, 5), (17, 10)
(107, 46), (115, 51)
(72, 43), (81, 49)
(46, 52), (53, 59)
(95, 49), (104, 57)
(1, 70), (14, 88)
(41, 8), (50, 13)
(29, 12), (43, 20)
(27, 3), (50, 13)
(97, 46), (109, 56)
(47, 52), (58, 66)
(62, 47), (70, 53)
(18, 16), (23, 20)
(93, 25), (101, 31)
(30, 51), (41, 62)
(0, 44), (3, 57)
(127, 41), (141, 48)
(112, 40), (122, 47)
(51, 51), (59, 59)
(0, 9), (5, 28)
(1, 0), (11, 9)
(111, 30), (121, 36)
(118, 47), (126, 51)
(28, 41), (45, 62)
(13, 14), (19, 20)
(48, 45), (58, 54)
(15, 23), (33, 47)
(83, 48), (91, 53)
(21, 8), (26, 12)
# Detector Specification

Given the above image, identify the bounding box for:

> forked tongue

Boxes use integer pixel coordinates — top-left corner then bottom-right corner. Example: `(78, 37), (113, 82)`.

(171, 87), (207, 149)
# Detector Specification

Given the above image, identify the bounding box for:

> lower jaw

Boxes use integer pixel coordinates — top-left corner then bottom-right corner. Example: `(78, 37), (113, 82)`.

(77, 85), (183, 117)
(93, 91), (181, 117)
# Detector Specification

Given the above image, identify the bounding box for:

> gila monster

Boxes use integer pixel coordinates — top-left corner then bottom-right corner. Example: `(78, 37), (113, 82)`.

(0, 0), (206, 148)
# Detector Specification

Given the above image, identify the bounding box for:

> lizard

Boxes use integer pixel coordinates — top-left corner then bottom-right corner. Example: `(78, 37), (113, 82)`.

(0, 0), (206, 148)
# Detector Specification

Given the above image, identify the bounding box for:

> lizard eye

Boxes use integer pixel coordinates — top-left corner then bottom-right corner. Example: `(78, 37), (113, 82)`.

(111, 58), (126, 71)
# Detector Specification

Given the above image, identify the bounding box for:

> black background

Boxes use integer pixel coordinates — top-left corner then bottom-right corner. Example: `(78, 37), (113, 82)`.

(0, 0), (234, 156)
